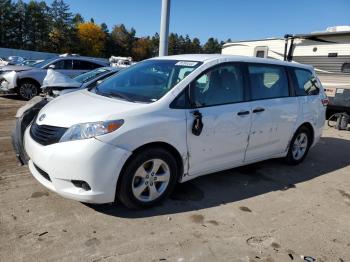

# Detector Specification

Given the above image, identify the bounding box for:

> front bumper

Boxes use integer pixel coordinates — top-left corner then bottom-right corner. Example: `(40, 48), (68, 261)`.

(12, 97), (49, 165)
(0, 71), (17, 92)
(24, 127), (131, 203)
(0, 79), (15, 93)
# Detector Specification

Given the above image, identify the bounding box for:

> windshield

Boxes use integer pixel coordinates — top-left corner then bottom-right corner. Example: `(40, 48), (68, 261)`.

(94, 59), (201, 102)
(32, 57), (58, 68)
(73, 68), (109, 83)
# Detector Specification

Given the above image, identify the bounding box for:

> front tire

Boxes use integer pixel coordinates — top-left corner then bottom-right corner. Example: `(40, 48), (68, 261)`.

(285, 126), (312, 165)
(117, 147), (179, 209)
(18, 80), (40, 100)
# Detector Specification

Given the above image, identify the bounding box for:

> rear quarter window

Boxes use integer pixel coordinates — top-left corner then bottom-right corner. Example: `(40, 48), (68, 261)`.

(293, 68), (320, 96)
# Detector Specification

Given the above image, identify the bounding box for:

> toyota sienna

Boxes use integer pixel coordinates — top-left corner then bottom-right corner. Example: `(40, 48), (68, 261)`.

(24, 54), (327, 209)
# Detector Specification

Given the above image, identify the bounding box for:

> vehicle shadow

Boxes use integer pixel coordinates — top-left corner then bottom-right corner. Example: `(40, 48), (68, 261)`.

(0, 94), (25, 101)
(87, 136), (350, 218)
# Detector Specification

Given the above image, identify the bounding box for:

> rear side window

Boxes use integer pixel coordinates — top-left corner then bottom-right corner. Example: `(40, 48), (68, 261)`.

(74, 60), (101, 70)
(293, 69), (320, 96)
(248, 64), (289, 100)
(52, 59), (73, 69)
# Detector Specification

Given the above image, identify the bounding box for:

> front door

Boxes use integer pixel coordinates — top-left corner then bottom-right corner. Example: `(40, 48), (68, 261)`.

(186, 63), (252, 176)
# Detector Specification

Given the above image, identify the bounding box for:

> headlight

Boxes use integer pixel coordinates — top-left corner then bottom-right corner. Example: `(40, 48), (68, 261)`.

(59, 119), (124, 143)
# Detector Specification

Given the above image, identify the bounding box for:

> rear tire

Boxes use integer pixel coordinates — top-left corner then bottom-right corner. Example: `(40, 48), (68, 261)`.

(17, 80), (40, 100)
(117, 147), (179, 209)
(285, 126), (312, 165)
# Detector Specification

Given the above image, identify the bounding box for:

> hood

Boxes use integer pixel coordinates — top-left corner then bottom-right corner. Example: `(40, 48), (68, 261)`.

(42, 69), (82, 90)
(36, 90), (148, 127)
(0, 65), (33, 73)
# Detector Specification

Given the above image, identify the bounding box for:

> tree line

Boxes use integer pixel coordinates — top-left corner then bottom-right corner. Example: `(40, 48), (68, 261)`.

(0, 0), (229, 61)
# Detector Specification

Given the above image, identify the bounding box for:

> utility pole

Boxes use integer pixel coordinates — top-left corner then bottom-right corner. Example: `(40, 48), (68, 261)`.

(159, 0), (170, 56)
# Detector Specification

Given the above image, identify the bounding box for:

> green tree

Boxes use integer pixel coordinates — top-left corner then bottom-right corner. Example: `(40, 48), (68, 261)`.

(9, 0), (27, 49)
(191, 37), (202, 53)
(110, 24), (136, 56)
(72, 13), (84, 25)
(100, 22), (116, 57)
(25, 0), (51, 51)
(49, 0), (73, 52)
(100, 22), (108, 34)
(203, 37), (221, 54)
(168, 33), (180, 55)
(177, 35), (185, 53)
(132, 37), (153, 61)
(150, 33), (159, 56)
(181, 35), (202, 54)
(0, 0), (14, 47)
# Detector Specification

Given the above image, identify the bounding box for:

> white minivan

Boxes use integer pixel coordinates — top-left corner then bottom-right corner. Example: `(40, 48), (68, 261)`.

(24, 54), (327, 209)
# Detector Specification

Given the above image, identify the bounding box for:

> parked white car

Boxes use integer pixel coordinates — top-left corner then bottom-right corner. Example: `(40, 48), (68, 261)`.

(24, 54), (327, 209)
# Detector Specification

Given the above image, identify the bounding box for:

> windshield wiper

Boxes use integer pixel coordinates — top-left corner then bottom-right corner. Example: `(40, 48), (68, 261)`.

(106, 92), (133, 102)
(94, 86), (133, 102)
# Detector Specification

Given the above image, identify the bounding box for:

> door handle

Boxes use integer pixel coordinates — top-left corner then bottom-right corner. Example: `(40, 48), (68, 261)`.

(237, 110), (250, 116)
(253, 107), (265, 113)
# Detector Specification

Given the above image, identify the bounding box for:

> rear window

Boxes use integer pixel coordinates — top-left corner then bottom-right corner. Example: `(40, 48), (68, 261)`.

(248, 64), (289, 100)
(293, 68), (320, 96)
(53, 59), (73, 70)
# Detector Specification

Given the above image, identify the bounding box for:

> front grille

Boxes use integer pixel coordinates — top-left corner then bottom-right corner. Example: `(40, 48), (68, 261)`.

(30, 122), (67, 146)
(33, 163), (51, 182)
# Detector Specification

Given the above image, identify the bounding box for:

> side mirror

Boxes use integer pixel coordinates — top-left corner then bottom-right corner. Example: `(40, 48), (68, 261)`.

(96, 79), (103, 85)
(48, 64), (56, 69)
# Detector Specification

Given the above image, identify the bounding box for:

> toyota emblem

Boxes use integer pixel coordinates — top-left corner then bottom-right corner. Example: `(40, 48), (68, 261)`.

(39, 114), (46, 121)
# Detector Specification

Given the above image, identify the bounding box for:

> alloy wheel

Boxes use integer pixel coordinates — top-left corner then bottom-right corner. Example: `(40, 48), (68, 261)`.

(292, 132), (308, 160)
(19, 83), (38, 100)
(131, 159), (171, 202)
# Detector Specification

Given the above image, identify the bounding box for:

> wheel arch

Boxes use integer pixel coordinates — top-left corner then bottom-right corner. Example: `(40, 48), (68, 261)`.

(295, 122), (315, 146)
(17, 77), (41, 89)
(115, 141), (185, 201)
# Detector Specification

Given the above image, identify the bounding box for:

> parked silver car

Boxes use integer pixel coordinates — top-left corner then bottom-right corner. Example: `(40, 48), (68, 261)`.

(0, 56), (108, 100)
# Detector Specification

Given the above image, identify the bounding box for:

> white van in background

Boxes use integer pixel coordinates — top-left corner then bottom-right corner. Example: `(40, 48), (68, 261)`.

(24, 54), (327, 209)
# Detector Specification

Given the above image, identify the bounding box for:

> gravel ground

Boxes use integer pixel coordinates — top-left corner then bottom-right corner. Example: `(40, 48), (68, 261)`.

(0, 94), (349, 262)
